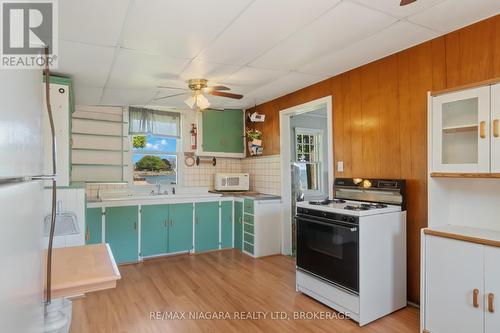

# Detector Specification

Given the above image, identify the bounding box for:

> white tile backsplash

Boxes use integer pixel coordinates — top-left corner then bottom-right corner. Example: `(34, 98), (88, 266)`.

(86, 155), (282, 197)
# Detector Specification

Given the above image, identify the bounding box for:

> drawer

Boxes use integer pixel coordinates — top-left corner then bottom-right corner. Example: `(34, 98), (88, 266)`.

(244, 232), (254, 244)
(243, 213), (254, 225)
(244, 242), (254, 255)
(244, 223), (254, 234)
(244, 199), (254, 214)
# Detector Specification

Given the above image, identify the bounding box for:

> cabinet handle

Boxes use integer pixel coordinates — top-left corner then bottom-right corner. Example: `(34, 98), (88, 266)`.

(488, 293), (495, 313)
(480, 121), (486, 139)
(473, 288), (479, 308)
(164, 219), (167, 227)
(171, 219), (174, 226)
(494, 119), (499, 138)
(134, 222), (137, 230)
(85, 227), (90, 241)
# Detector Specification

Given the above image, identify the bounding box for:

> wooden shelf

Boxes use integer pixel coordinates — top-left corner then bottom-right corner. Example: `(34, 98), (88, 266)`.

(431, 172), (500, 178)
(442, 124), (478, 133)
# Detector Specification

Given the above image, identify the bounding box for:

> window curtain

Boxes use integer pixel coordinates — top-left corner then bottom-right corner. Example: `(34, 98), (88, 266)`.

(129, 107), (180, 138)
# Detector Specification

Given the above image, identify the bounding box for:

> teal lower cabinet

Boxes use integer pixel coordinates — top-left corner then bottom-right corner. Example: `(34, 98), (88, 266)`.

(243, 199), (255, 256)
(194, 202), (219, 252)
(221, 201), (233, 249)
(140, 204), (168, 257)
(234, 201), (243, 251)
(85, 207), (102, 245)
(105, 206), (139, 264)
(168, 203), (193, 253)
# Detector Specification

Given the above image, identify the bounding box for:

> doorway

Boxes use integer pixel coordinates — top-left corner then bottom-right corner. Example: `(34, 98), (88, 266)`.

(279, 96), (333, 256)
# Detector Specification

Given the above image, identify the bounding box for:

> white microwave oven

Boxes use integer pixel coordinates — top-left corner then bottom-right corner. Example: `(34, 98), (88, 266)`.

(214, 173), (249, 191)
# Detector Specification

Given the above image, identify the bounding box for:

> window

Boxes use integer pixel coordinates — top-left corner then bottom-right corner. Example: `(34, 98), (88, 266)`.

(132, 135), (178, 185)
(295, 128), (322, 193)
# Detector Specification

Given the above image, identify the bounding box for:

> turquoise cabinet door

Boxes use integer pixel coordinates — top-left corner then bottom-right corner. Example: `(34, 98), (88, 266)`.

(194, 202), (219, 252)
(140, 204), (168, 257)
(234, 201), (243, 251)
(85, 207), (102, 245)
(168, 203), (193, 253)
(221, 201), (233, 249)
(202, 109), (244, 153)
(105, 206), (138, 264)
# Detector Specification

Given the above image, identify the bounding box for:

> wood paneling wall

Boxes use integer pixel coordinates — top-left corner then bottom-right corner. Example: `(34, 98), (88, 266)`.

(246, 15), (500, 304)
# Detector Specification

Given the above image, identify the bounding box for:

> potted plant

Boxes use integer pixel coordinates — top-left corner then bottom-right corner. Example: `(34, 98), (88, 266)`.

(246, 128), (262, 147)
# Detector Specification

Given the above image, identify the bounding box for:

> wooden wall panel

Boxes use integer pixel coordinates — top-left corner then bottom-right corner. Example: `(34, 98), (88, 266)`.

(245, 15), (500, 303)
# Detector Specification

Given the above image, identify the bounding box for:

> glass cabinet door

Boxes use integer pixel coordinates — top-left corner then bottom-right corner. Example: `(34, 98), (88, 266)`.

(432, 86), (490, 173)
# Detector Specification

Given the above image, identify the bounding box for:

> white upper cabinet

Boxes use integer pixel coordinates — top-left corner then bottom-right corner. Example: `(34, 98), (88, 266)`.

(431, 86), (490, 173)
(490, 84), (500, 173)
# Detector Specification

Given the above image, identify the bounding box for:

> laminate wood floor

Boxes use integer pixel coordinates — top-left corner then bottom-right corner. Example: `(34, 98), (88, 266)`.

(70, 250), (419, 333)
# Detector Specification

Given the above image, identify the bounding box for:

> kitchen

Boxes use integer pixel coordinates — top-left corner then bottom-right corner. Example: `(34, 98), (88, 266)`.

(1, 1), (500, 333)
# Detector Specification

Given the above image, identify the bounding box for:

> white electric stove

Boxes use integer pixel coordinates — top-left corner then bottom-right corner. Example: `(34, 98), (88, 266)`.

(295, 178), (407, 326)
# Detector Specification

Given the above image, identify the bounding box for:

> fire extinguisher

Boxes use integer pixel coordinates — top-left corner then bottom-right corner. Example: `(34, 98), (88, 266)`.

(190, 123), (197, 149)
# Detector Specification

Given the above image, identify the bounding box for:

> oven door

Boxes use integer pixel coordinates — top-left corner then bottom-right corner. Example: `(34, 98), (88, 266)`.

(296, 214), (359, 293)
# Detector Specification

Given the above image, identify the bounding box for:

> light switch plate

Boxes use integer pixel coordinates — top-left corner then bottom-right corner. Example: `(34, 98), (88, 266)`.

(337, 161), (344, 172)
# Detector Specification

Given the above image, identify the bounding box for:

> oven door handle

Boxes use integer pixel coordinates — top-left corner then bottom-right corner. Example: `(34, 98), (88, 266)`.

(296, 216), (358, 232)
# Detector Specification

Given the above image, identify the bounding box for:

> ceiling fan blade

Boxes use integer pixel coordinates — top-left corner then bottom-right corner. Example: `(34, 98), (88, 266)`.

(209, 85), (231, 91)
(400, 0), (416, 6)
(209, 90), (243, 99)
(153, 92), (188, 101)
(157, 85), (188, 91)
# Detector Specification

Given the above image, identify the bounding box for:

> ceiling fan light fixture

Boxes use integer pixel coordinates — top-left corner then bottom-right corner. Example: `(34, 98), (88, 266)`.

(184, 95), (196, 109)
(197, 94), (210, 110)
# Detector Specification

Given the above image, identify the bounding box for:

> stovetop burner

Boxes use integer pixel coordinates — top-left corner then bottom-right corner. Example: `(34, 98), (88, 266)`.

(308, 198), (346, 205)
(344, 203), (388, 211)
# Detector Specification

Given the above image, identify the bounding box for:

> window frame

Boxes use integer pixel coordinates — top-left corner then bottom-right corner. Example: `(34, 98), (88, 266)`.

(294, 127), (324, 197)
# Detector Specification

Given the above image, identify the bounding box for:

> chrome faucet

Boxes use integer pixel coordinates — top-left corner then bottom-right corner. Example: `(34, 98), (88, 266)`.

(155, 181), (161, 195)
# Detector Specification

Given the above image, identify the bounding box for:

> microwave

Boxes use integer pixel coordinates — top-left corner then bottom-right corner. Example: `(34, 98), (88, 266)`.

(214, 173), (249, 191)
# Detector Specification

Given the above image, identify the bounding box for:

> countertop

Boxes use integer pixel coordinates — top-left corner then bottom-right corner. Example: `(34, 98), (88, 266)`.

(88, 191), (281, 208)
(209, 190), (281, 201)
(44, 243), (121, 298)
(424, 224), (500, 248)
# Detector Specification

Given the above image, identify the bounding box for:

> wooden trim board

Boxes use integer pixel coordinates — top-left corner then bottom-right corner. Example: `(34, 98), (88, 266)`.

(431, 76), (500, 96)
(430, 172), (500, 178)
(423, 228), (500, 248)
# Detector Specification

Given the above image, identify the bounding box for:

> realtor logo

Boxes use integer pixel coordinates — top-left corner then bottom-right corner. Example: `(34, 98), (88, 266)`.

(1, 0), (58, 69)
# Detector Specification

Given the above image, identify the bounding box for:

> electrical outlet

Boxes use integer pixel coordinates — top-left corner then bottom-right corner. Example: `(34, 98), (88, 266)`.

(337, 161), (344, 172)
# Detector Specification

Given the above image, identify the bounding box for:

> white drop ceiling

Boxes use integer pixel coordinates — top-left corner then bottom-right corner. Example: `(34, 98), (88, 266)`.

(55, 0), (500, 109)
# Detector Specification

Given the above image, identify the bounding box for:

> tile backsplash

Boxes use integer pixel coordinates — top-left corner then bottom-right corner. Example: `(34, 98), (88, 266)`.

(242, 155), (281, 196)
(86, 155), (282, 198)
(183, 158), (242, 188)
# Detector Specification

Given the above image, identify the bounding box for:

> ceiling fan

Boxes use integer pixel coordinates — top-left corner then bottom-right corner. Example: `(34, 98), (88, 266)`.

(153, 78), (243, 110)
(400, 0), (417, 5)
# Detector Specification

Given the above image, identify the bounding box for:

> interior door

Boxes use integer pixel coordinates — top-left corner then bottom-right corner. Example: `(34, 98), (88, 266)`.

(140, 204), (168, 257)
(168, 203), (193, 253)
(432, 86), (490, 173)
(485, 246), (500, 333)
(491, 84), (500, 173)
(425, 236), (484, 333)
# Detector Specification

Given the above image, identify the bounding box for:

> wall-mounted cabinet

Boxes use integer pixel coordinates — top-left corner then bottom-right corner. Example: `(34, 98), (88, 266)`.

(197, 109), (245, 158)
(431, 83), (500, 175)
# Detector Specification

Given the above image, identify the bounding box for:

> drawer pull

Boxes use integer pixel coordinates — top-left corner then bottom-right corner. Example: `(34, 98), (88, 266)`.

(85, 227), (90, 241)
(480, 121), (486, 139)
(494, 119), (499, 138)
(473, 288), (479, 308)
(488, 293), (495, 313)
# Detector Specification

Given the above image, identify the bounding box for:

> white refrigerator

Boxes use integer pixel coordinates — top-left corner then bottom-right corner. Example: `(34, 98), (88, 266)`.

(0, 69), (45, 332)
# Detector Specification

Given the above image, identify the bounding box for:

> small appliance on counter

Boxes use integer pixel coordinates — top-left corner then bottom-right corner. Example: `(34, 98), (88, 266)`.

(295, 178), (407, 326)
(214, 173), (249, 191)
